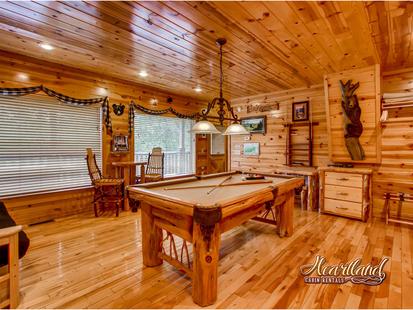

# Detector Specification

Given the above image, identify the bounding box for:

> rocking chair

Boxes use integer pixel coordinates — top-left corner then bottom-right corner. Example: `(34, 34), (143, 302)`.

(144, 147), (164, 183)
(85, 148), (124, 217)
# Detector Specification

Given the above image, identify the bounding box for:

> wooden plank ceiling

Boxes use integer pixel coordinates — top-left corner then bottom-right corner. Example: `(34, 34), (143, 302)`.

(0, 1), (411, 100)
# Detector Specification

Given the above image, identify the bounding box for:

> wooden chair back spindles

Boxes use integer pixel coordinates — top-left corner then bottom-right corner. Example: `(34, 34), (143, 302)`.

(86, 148), (102, 184)
(144, 147), (164, 183)
(85, 148), (124, 217)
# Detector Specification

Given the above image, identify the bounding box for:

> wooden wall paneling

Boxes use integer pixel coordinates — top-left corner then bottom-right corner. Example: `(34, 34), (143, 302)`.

(2, 188), (94, 226)
(229, 64), (413, 222)
(229, 85), (329, 172)
(0, 52), (206, 225)
(373, 68), (413, 220)
(324, 64), (382, 164)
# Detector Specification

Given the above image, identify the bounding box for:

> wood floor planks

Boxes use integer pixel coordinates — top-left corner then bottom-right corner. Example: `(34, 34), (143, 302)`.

(18, 208), (413, 309)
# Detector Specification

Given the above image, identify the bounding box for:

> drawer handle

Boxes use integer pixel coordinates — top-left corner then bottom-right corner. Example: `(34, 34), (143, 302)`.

(336, 206), (348, 210)
(337, 178), (349, 181)
(337, 192), (349, 196)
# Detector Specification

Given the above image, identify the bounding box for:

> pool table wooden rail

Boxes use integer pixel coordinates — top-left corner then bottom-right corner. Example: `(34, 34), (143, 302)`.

(127, 171), (303, 306)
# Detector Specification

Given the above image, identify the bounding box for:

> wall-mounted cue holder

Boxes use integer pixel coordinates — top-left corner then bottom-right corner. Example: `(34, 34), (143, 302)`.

(284, 121), (319, 167)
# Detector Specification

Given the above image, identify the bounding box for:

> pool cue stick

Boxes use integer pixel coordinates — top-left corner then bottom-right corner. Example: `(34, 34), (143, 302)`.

(206, 175), (233, 195)
(163, 180), (272, 191)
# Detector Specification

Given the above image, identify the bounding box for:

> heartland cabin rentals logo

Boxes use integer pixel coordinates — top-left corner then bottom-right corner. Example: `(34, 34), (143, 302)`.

(300, 255), (389, 286)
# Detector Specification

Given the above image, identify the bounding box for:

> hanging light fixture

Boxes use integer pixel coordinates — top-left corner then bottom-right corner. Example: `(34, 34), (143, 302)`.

(191, 38), (249, 136)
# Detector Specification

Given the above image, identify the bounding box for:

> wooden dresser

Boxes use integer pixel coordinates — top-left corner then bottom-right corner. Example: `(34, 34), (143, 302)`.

(318, 167), (373, 221)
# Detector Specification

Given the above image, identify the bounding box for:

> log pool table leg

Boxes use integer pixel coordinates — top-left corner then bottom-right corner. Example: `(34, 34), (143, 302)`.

(141, 202), (163, 267)
(277, 191), (294, 237)
(192, 222), (221, 306)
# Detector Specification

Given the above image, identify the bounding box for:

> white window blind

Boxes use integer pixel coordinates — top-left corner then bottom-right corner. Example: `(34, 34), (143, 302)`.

(134, 113), (195, 177)
(0, 94), (101, 196)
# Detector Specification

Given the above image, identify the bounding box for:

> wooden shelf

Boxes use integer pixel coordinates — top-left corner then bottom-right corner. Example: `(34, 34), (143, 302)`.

(380, 116), (413, 124)
(381, 93), (413, 124)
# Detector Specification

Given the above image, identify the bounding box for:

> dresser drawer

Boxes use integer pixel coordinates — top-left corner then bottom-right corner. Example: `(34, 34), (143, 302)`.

(325, 172), (362, 188)
(325, 185), (362, 203)
(324, 198), (362, 219)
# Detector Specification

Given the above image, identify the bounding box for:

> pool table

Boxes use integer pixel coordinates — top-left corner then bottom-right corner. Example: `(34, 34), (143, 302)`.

(127, 171), (303, 306)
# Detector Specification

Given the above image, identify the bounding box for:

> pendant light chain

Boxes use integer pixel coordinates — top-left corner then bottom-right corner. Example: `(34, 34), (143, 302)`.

(219, 43), (223, 99)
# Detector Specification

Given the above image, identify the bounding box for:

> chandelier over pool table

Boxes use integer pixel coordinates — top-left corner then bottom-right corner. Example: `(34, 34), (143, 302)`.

(191, 38), (249, 136)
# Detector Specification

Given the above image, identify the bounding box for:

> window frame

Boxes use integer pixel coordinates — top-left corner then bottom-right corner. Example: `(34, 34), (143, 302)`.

(133, 113), (196, 178)
(0, 94), (102, 198)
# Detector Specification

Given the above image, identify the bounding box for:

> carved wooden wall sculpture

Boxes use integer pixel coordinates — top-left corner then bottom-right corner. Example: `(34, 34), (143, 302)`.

(324, 65), (381, 164)
(339, 80), (365, 160)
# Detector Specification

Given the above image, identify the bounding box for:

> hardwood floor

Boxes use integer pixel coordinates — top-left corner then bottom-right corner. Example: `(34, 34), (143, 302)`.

(18, 207), (413, 309)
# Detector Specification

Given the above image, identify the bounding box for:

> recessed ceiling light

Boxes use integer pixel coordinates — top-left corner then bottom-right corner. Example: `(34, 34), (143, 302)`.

(39, 43), (54, 51)
(139, 70), (148, 77)
(16, 73), (29, 81)
(96, 87), (108, 96)
(194, 86), (202, 92)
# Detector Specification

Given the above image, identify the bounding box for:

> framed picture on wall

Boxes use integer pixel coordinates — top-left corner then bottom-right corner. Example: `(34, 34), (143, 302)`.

(112, 135), (129, 152)
(240, 116), (266, 134)
(242, 142), (260, 157)
(292, 101), (309, 122)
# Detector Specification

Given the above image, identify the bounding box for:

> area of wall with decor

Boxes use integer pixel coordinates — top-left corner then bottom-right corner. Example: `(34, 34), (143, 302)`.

(230, 85), (329, 171)
(377, 69), (413, 220)
(230, 64), (413, 221)
(0, 51), (206, 225)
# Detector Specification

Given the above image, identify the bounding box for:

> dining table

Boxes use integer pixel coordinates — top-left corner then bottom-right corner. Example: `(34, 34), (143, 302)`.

(111, 161), (147, 211)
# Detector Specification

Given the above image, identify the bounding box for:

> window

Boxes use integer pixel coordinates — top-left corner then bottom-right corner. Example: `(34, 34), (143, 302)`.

(0, 94), (101, 196)
(134, 114), (195, 177)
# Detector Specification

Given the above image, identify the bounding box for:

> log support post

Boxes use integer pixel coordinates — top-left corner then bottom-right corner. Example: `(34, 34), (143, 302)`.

(141, 202), (163, 267)
(276, 190), (294, 237)
(192, 205), (222, 306)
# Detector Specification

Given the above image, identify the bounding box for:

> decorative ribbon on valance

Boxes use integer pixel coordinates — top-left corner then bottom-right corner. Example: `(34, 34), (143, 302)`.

(129, 100), (199, 133)
(128, 103), (134, 134)
(0, 85), (112, 132)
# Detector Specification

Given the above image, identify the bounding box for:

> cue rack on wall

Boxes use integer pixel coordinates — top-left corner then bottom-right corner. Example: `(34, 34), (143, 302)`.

(285, 122), (318, 167)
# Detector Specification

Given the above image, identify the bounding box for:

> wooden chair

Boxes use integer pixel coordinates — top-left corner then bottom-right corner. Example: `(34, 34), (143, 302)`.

(85, 148), (124, 217)
(0, 225), (21, 309)
(144, 147), (165, 183)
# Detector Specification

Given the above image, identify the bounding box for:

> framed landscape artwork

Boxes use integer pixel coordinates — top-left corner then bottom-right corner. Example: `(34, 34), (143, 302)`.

(240, 116), (266, 134)
(292, 101), (309, 122)
(243, 142), (260, 156)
